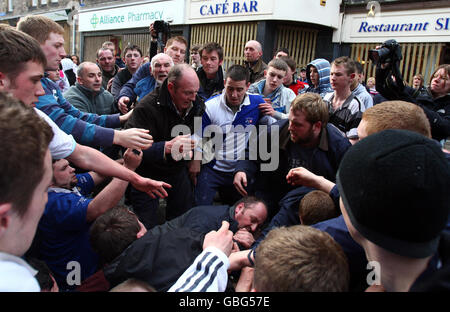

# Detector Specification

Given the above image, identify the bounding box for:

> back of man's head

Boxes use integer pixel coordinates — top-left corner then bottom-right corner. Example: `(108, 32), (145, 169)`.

(254, 225), (349, 291)
(226, 64), (250, 83)
(17, 15), (64, 44)
(0, 92), (53, 217)
(362, 101), (431, 139)
(299, 190), (337, 225)
(90, 206), (141, 265)
(0, 25), (47, 83)
(279, 56), (297, 73)
(337, 129), (450, 259)
(290, 92), (329, 128)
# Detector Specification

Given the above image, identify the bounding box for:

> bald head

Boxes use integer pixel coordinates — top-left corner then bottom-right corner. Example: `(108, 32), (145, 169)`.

(167, 64), (199, 114)
(244, 40), (263, 63)
(77, 62), (102, 92)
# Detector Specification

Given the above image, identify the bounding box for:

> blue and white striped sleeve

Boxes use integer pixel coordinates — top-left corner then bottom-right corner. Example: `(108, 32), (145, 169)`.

(167, 247), (229, 292)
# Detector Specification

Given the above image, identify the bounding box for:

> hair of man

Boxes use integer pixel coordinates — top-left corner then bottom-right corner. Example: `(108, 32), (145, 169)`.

(167, 63), (192, 87)
(96, 47), (113, 59)
(232, 196), (268, 213)
(298, 190), (337, 225)
(0, 92), (53, 217)
(89, 205), (141, 265)
(332, 56), (357, 76)
(199, 42), (224, 61)
(190, 44), (201, 53)
(123, 44), (143, 58)
(279, 56), (297, 72)
(166, 36), (188, 49)
(16, 15), (64, 44)
(274, 47), (290, 57)
(225, 64), (250, 83)
(151, 53), (174, 69)
(0, 25), (47, 84)
(254, 225), (349, 292)
(362, 101), (431, 138)
(267, 58), (289, 73)
(290, 92), (329, 127)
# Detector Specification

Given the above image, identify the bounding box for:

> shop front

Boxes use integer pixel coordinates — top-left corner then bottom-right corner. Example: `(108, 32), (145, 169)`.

(78, 0), (185, 62)
(335, 7), (450, 85)
(186, 0), (341, 71)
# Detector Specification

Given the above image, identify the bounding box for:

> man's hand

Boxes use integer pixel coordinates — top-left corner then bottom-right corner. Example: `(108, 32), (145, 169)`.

(233, 171), (248, 196)
(119, 109), (134, 124)
(149, 22), (157, 39)
(286, 167), (335, 194)
(107, 77), (114, 92)
(188, 159), (201, 185)
(258, 100), (275, 116)
(235, 267), (254, 292)
(113, 128), (153, 150)
(203, 221), (234, 257)
(164, 134), (195, 160)
(233, 228), (255, 249)
(286, 167), (318, 187)
(118, 96), (130, 114)
(123, 148), (142, 171)
(132, 176), (171, 199)
(228, 250), (253, 272)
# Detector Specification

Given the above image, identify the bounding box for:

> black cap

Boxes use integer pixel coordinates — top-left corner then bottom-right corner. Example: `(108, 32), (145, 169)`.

(337, 129), (450, 258)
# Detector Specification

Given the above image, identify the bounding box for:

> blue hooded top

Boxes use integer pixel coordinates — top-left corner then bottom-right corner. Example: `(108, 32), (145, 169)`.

(301, 58), (333, 98)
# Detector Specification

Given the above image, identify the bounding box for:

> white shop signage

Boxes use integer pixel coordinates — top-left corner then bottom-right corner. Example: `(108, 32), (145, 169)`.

(187, 0), (341, 29)
(78, 0), (184, 32)
(335, 8), (450, 43)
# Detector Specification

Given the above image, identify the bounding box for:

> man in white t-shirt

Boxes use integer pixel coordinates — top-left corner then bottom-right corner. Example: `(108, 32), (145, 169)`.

(0, 24), (170, 199)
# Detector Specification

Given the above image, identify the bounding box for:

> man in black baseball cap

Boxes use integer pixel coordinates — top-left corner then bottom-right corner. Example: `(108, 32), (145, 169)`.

(337, 129), (450, 292)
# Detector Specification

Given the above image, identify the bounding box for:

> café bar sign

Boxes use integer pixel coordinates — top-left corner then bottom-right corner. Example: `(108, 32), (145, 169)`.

(78, 0), (184, 32)
(189, 0), (273, 20)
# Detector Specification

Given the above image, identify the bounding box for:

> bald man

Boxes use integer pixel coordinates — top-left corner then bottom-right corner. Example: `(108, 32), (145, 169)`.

(64, 62), (117, 115)
(244, 40), (267, 83)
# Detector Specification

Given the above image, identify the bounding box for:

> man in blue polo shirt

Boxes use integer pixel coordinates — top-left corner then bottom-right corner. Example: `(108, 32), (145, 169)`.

(190, 64), (265, 206)
(33, 148), (142, 291)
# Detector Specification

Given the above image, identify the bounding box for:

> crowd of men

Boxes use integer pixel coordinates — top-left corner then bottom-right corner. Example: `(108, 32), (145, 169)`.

(0, 15), (449, 293)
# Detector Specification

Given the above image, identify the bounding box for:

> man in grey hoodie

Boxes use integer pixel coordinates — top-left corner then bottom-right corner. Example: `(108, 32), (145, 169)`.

(299, 58), (333, 98)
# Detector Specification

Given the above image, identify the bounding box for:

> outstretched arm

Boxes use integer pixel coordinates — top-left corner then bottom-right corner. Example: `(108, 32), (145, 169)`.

(67, 143), (171, 199)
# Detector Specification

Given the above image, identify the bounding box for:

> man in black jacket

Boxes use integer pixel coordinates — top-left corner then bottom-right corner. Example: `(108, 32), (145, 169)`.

(124, 64), (204, 229)
(196, 42), (225, 101)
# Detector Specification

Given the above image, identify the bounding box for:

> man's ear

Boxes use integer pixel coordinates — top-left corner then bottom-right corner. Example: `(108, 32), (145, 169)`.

(313, 121), (322, 133)
(0, 72), (10, 90)
(219, 59), (224, 66)
(0, 203), (13, 236)
(235, 203), (245, 216)
(167, 81), (175, 94)
(263, 70), (267, 77)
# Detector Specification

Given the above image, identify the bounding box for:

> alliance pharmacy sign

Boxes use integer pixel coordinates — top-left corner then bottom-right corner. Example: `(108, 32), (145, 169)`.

(78, 0), (184, 32)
